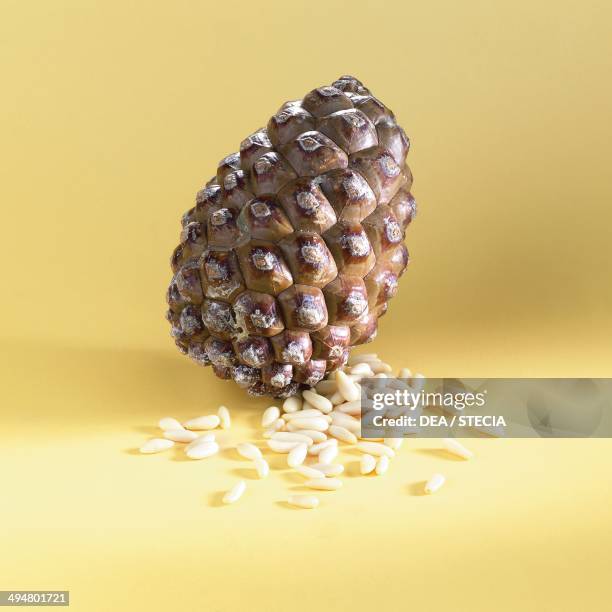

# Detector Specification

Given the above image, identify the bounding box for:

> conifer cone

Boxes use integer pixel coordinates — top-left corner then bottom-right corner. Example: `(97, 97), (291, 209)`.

(166, 76), (417, 398)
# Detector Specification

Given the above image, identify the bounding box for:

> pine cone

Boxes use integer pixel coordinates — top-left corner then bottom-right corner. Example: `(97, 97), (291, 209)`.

(166, 76), (417, 398)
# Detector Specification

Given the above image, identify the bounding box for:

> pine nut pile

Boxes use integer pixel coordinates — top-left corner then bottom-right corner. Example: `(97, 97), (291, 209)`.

(139, 353), (473, 508)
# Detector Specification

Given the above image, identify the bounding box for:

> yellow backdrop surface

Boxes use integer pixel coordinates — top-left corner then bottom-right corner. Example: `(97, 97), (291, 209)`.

(1, 1), (611, 610)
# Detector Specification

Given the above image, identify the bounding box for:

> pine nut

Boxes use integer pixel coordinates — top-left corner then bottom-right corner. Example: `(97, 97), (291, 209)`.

(442, 438), (473, 459)
(185, 434), (215, 453)
(185, 441), (219, 459)
(163, 429), (198, 443)
(290, 430), (327, 443)
(223, 480), (246, 504)
(425, 473), (445, 494)
(328, 425), (357, 444)
(398, 368), (412, 379)
(370, 362), (393, 374)
(302, 390), (333, 413)
(267, 439), (301, 453)
(283, 409), (323, 421)
(272, 432), (313, 446)
(330, 412), (361, 434)
(384, 438), (403, 450)
(140, 438), (174, 454)
(254, 457), (269, 479)
(375, 455), (390, 475)
(336, 370), (360, 402)
(217, 405), (231, 429)
(329, 391), (345, 405)
(236, 442), (262, 460)
(158, 417), (183, 431)
(312, 463), (344, 476)
(349, 363), (375, 376)
(294, 465), (326, 479)
(315, 380), (337, 395)
(183, 415), (221, 430)
(412, 373), (426, 392)
(283, 396), (302, 413)
(286, 417), (329, 432)
(347, 353), (378, 365)
(360, 454), (376, 474)
(288, 495), (319, 509)
(356, 441), (395, 458)
(318, 444), (339, 464)
(305, 478), (342, 491)
(262, 406), (281, 428)
(335, 400), (361, 415)
(308, 439), (338, 456)
(287, 443), (308, 467)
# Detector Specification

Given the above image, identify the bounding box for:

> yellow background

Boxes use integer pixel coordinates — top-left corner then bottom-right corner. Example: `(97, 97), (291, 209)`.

(1, 1), (611, 610)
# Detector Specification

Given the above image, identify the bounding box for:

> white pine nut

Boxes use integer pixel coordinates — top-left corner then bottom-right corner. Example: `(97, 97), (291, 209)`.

(283, 396), (302, 413)
(329, 391), (345, 405)
(272, 418), (286, 431)
(217, 405), (231, 429)
(294, 465), (326, 479)
(283, 408), (323, 421)
(254, 457), (269, 479)
(328, 425), (357, 444)
(398, 368), (412, 379)
(411, 373), (426, 392)
(158, 417), (183, 431)
(442, 438), (473, 460)
(347, 353), (378, 365)
(272, 432), (313, 446)
(302, 390), (333, 413)
(288, 495), (319, 509)
(185, 441), (219, 459)
(356, 441), (395, 458)
(425, 473), (446, 494)
(290, 430), (327, 443)
(312, 463), (344, 476)
(286, 417), (329, 432)
(335, 400), (361, 415)
(360, 454), (376, 474)
(318, 444), (338, 464)
(384, 438), (403, 450)
(315, 380), (337, 395)
(350, 363), (375, 376)
(267, 439), (301, 453)
(185, 434), (215, 453)
(375, 455), (390, 475)
(140, 438), (174, 454)
(287, 443), (308, 468)
(330, 412), (361, 434)
(163, 429), (198, 443)
(194, 432), (216, 443)
(370, 362), (393, 374)
(183, 415), (221, 430)
(262, 406), (281, 428)
(308, 439), (338, 456)
(223, 480), (246, 504)
(305, 478), (342, 491)
(236, 442), (262, 460)
(336, 370), (360, 402)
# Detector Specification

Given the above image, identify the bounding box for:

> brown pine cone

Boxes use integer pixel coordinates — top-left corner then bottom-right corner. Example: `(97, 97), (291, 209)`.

(166, 76), (417, 398)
